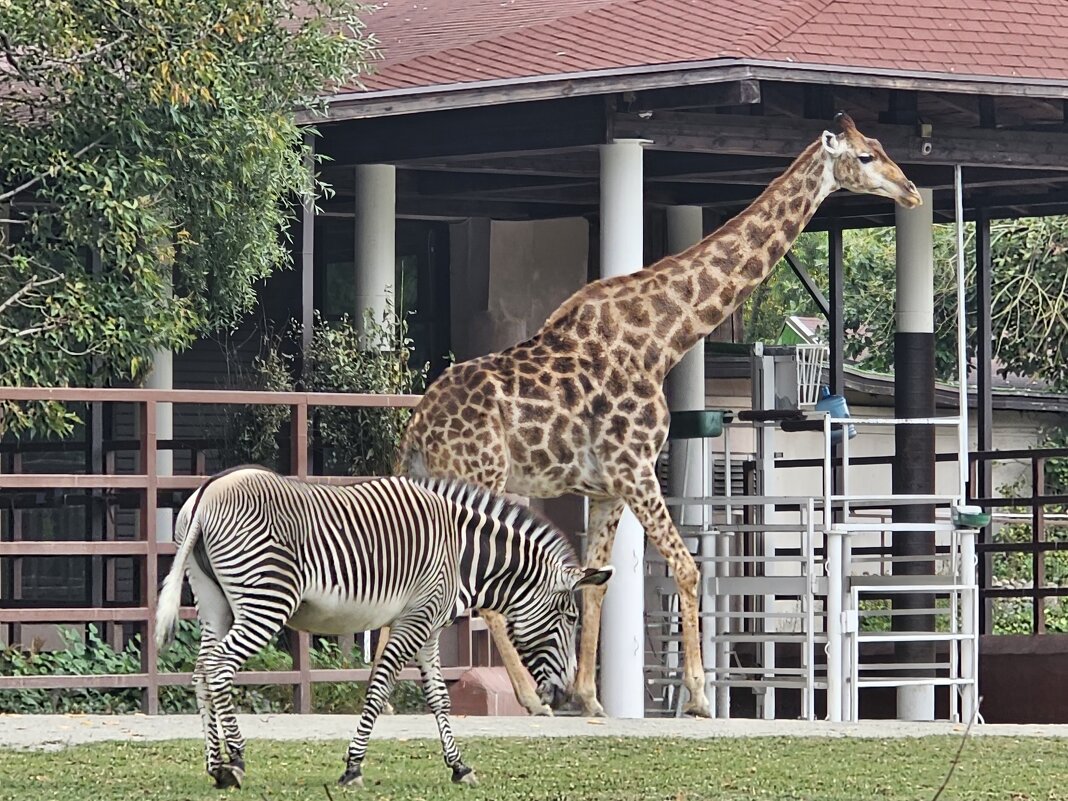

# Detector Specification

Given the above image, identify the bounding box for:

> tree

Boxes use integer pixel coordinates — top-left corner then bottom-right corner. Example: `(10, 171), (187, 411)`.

(745, 217), (1068, 391)
(0, 0), (375, 435)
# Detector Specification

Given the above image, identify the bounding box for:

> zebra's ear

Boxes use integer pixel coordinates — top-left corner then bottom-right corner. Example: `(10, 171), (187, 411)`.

(572, 565), (614, 590)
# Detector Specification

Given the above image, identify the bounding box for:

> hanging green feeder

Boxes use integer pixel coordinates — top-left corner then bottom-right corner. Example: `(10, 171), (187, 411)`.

(668, 409), (725, 440)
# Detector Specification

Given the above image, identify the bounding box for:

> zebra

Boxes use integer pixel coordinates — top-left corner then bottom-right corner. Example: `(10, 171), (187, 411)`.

(155, 465), (612, 789)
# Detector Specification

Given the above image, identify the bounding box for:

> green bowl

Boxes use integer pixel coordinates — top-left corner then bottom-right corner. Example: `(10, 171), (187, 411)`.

(952, 505), (991, 528)
(668, 410), (725, 440)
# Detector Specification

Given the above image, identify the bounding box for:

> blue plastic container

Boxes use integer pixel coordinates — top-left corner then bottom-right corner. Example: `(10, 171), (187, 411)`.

(814, 386), (857, 444)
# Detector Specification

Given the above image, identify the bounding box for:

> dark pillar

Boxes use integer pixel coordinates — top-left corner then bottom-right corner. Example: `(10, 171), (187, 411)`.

(828, 224), (845, 396)
(974, 210), (994, 634)
(893, 187), (936, 720)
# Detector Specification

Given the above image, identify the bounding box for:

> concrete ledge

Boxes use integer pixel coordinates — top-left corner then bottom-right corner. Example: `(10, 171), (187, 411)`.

(3, 714), (1068, 750)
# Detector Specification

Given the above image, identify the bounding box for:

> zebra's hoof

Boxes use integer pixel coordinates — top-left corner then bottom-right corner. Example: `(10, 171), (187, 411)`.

(451, 766), (477, 786)
(338, 768), (364, 788)
(212, 763), (244, 789)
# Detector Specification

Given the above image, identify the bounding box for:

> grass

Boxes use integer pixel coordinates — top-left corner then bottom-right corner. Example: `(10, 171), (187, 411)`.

(0, 736), (1066, 801)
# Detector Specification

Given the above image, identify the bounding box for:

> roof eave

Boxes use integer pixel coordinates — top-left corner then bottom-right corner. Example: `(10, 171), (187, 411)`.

(303, 58), (1068, 123)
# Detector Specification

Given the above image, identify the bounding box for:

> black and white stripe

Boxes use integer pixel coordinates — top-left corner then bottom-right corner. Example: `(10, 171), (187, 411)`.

(155, 466), (612, 789)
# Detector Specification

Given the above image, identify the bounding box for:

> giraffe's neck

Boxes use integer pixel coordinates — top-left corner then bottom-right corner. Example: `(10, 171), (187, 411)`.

(649, 141), (838, 376)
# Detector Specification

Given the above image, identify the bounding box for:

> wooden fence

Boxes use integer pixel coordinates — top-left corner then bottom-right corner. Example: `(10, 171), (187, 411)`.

(0, 387), (488, 713)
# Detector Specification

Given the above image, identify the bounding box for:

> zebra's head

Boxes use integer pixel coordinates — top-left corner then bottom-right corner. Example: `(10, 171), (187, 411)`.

(507, 565), (614, 709)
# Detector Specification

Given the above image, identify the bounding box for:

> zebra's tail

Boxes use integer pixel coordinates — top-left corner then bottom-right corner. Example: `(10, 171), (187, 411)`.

(154, 489), (206, 651)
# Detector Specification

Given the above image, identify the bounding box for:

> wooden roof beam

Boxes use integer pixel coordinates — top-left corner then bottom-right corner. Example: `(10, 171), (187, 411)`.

(613, 110), (1068, 170)
(620, 79), (761, 112)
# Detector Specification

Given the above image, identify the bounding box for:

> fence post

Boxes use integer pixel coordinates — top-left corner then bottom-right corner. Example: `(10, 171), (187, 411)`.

(1032, 457), (1046, 634)
(140, 398), (160, 714)
(289, 400), (312, 713)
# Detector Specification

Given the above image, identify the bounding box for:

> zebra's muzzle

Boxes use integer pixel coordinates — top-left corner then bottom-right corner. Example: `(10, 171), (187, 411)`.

(540, 684), (568, 710)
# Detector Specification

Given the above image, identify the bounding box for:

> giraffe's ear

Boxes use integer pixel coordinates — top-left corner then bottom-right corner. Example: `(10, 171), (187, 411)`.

(821, 130), (845, 157)
(572, 566), (614, 590)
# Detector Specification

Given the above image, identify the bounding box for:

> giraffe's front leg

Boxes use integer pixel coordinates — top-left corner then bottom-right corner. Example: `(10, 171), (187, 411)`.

(626, 474), (711, 718)
(481, 610), (551, 716)
(573, 498), (625, 717)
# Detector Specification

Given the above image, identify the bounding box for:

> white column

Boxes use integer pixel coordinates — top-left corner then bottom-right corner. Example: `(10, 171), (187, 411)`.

(354, 164), (396, 335)
(599, 139), (646, 719)
(664, 205), (709, 711)
(145, 348), (173, 542)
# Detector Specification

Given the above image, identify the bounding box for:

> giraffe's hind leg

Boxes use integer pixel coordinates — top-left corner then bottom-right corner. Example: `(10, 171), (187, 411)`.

(481, 610), (551, 716)
(371, 627), (396, 715)
(572, 497), (625, 717)
(414, 439), (549, 716)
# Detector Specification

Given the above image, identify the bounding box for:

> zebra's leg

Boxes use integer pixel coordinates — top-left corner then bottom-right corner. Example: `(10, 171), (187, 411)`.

(371, 626), (395, 715)
(572, 497), (625, 717)
(414, 634), (476, 784)
(201, 605), (295, 789)
(479, 610), (551, 716)
(186, 558), (234, 781)
(339, 617), (433, 788)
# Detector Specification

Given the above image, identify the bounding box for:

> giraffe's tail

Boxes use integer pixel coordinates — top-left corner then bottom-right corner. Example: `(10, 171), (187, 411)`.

(392, 413), (429, 478)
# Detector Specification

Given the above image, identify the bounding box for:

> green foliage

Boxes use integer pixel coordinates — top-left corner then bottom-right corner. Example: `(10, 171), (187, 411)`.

(0, 620), (425, 714)
(3, 736), (1068, 801)
(987, 426), (1068, 634)
(0, 0), (376, 437)
(221, 307), (428, 476)
(744, 217), (1068, 390)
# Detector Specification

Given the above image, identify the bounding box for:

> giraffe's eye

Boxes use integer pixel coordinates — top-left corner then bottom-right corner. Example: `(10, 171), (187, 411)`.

(858, 153), (875, 164)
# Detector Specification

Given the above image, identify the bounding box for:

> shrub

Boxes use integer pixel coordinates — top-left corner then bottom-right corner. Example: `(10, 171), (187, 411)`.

(0, 621), (427, 715)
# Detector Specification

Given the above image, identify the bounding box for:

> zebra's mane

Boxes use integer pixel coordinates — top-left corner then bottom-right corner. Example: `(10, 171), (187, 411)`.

(411, 476), (579, 568)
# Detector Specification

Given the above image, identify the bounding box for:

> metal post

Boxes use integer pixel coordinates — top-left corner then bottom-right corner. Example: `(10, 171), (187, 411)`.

(974, 210), (994, 634)
(139, 400), (159, 714)
(893, 187), (936, 721)
(959, 528), (979, 720)
(599, 138), (647, 718)
(826, 527), (844, 723)
(302, 133), (316, 353)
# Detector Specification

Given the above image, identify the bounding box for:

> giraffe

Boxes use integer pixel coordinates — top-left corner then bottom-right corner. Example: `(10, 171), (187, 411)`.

(389, 113), (922, 718)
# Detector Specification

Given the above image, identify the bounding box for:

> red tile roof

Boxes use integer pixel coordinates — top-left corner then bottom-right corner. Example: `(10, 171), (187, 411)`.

(354, 0), (1068, 93)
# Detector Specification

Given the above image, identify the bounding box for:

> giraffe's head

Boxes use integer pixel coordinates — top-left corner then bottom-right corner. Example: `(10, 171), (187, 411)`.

(822, 112), (923, 209)
(508, 565), (614, 709)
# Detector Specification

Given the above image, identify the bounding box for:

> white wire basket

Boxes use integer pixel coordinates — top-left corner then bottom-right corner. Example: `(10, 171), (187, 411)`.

(795, 344), (829, 408)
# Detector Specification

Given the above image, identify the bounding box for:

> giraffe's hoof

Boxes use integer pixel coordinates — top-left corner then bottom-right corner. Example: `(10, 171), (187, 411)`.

(452, 766), (478, 786)
(338, 767), (364, 788)
(381, 701), (395, 716)
(578, 697), (605, 717)
(212, 763), (244, 790)
(528, 702), (553, 717)
(683, 697), (712, 718)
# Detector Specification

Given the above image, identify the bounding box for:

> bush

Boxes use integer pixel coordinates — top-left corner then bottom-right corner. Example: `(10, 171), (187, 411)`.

(219, 305), (427, 476)
(0, 621), (427, 715)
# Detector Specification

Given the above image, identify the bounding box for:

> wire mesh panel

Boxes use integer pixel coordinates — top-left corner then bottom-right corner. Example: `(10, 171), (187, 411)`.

(795, 344), (829, 408)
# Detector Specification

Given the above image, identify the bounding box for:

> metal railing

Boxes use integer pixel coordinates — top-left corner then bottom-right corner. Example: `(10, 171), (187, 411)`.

(970, 447), (1068, 635)
(0, 387), (488, 713)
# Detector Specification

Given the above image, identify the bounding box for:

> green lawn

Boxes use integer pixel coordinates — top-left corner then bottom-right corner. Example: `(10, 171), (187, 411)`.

(1, 736), (1065, 801)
